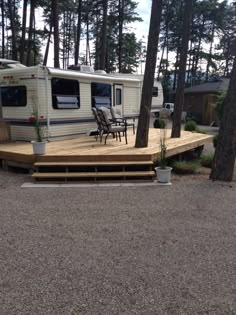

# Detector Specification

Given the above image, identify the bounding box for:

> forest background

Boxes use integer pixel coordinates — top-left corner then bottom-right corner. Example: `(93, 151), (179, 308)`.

(1, 0), (235, 93)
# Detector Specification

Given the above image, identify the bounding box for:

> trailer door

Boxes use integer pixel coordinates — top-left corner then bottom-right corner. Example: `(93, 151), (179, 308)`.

(114, 84), (123, 114)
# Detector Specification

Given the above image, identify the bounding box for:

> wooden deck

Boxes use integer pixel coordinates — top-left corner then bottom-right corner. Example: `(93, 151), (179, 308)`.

(0, 128), (213, 166)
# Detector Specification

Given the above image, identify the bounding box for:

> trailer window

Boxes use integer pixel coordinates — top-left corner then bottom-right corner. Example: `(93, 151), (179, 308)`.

(1, 86), (27, 107)
(91, 83), (112, 108)
(51, 78), (80, 109)
(152, 87), (158, 97)
(115, 88), (122, 105)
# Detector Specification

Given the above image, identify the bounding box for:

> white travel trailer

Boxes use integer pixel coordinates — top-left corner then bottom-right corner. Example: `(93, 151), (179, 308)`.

(0, 64), (163, 141)
(107, 72), (163, 112)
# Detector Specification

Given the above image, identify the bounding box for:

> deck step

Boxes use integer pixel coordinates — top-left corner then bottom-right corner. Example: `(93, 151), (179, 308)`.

(34, 161), (153, 167)
(32, 171), (155, 179)
(32, 160), (154, 182)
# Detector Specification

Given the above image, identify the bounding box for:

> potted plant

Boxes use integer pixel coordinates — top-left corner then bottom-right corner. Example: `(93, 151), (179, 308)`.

(29, 109), (47, 155)
(155, 127), (172, 183)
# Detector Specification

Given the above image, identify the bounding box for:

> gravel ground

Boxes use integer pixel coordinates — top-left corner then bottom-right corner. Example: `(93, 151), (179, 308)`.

(0, 166), (236, 315)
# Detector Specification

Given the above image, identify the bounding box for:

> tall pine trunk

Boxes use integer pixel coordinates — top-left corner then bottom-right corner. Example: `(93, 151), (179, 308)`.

(100, 0), (108, 70)
(158, 0), (169, 81)
(43, 24), (53, 66)
(210, 51), (236, 181)
(118, 0), (124, 72)
(94, 4), (99, 69)
(158, 35), (166, 80)
(85, 0), (91, 66)
(74, 0), (82, 65)
(205, 24), (215, 82)
(135, 0), (163, 148)
(171, 0), (192, 138)
(52, 0), (60, 68)
(172, 51), (179, 91)
(1, 0), (5, 58)
(20, 0), (28, 64)
(26, 0), (34, 66)
(7, 0), (17, 60)
(66, 11), (72, 68)
(62, 13), (65, 68)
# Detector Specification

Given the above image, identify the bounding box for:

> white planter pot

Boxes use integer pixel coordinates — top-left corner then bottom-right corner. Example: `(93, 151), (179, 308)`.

(155, 166), (172, 183)
(31, 141), (47, 155)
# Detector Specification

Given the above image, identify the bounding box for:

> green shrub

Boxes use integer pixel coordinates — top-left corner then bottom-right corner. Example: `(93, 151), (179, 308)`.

(200, 153), (214, 168)
(184, 120), (199, 132)
(172, 160), (200, 174)
(153, 118), (166, 129)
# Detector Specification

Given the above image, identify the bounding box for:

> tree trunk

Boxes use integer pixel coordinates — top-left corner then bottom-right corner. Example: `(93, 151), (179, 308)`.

(205, 24), (215, 82)
(157, 36), (166, 80)
(171, 0), (193, 138)
(85, 0), (90, 66)
(100, 0), (108, 70)
(193, 20), (205, 84)
(62, 12), (66, 68)
(210, 51), (236, 181)
(26, 0), (34, 66)
(66, 11), (72, 68)
(1, 0), (5, 58)
(135, 0), (163, 148)
(20, 0), (28, 64)
(172, 51), (179, 91)
(118, 0), (125, 72)
(159, 0), (169, 81)
(7, 0), (17, 60)
(186, 40), (192, 86)
(43, 24), (53, 66)
(74, 0), (82, 65)
(52, 0), (60, 68)
(223, 40), (230, 77)
(94, 3), (99, 70)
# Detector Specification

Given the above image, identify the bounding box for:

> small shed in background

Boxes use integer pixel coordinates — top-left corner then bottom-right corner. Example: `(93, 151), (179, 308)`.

(183, 78), (229, 125)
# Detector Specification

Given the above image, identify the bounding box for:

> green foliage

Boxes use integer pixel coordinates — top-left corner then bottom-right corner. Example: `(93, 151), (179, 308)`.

(1, 0), (234, 81)
(153, 118), (166, 129)
(119, 33), (141, 73)
(184, 120), (199, 132)
(172, 161), (200, 174)
(200, 153), (214, 168)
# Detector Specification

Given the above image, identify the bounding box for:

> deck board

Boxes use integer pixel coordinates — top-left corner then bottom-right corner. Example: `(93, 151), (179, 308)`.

(32, 171), (155, 178)
(0, 128), (213, 165)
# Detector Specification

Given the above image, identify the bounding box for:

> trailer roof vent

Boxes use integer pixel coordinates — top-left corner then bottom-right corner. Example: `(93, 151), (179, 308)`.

(68, 64), (94, 73)
(95, 70), (107, 74)
(80, 65), (94, 72)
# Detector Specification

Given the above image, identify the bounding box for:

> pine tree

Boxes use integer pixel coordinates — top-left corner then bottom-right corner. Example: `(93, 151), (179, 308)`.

(210, 47), (236, 181)
(171, 0), (192, 138)
(135, 0), (163, 148)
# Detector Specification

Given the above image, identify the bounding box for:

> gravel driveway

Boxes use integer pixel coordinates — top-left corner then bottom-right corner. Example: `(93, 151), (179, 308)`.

(0, 168), (236, 315)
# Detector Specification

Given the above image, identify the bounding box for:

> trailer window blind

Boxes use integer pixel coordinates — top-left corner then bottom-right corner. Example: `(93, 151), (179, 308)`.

(1, 86), (27, 107)
(51, 78), (80, 109)
(91, 83), (111, 108)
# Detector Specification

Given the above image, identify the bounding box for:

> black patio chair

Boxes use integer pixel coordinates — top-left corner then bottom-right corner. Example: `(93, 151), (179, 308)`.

(97, 108), (128, 145)
(110, 107), (135, 134)
(92, 107), (103, 141)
